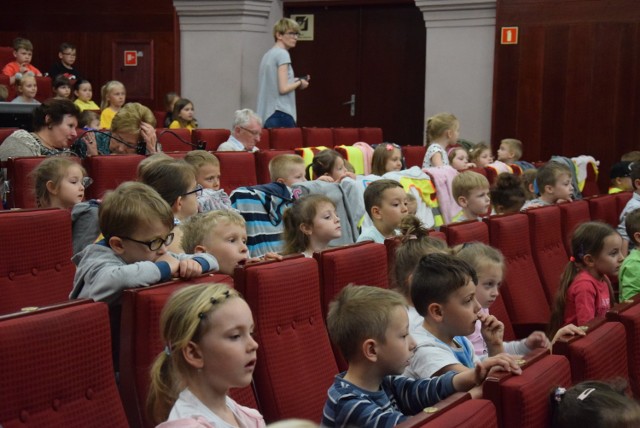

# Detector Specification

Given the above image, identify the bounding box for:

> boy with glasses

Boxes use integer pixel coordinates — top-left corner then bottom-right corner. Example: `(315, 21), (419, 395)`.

(49, 42), (83, 81)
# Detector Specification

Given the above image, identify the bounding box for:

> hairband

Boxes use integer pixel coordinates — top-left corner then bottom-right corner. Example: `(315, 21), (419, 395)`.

(198, 290), (231, 320)
(385, 144), (394, 151)
(569, 256), (575, 262)
(554, 387), (566, 402)
(164, 342), (172, 357)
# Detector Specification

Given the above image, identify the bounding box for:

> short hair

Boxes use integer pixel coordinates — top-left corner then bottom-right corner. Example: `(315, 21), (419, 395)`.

(181, 210), (246, 254)
(58, 42), (75, 53)
(272, 18), (301, 40)
(52, 75), (71, 90)
(136, 153), (173, 179)
(33, 98), (80, 131)
(631, 162), (640, 190)
(625, 209), (640, 245)
(501, 138), (523, 161)
(30, 157), (85, 208)
(363, 179), (403, 217)
(269, 154), (305, 181)
(452, 171), (490, 200)
(491, 172), (526, 213)
(111, 102), (156, 133)
(425, 112), (458, 145)
(100, 80), (125, 110)
(282, 194), (335, 255)
(232, 108), (261, 131)
(621, 151), (640, 163)
(411, 253), (477, 317)
(99, 181), (174, 241)
(184, 150), (219, 170)
(73, 79), (91, 93)
(78, 110), (99, 129)
(138, 159), (196, 207)
(13, 37), (33, 52)
(326, 285), (406, 361)
(536, 162), (572, 191)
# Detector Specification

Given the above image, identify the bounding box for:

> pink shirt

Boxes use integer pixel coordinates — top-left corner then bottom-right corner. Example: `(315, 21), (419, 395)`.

(563, 270), (611, 326)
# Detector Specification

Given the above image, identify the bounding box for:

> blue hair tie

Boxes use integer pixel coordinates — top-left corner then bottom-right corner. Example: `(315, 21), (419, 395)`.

(533, 178), (540, 196)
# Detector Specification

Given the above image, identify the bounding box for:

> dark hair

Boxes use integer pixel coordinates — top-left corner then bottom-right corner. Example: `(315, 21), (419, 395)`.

(59, 42), (75, 52)
(491, 172), (526, 214)
(625, 208), (640, 245)
(411, 253), (477, 316)
(305, 149), (343, 180)
(78, 110), (99, 129)
(74, 79), (91, 93)
(138, 159), (196, 207)
(52, 75), (71, 90)
(631, 162), (640, 190)
(171, 98), (197, 129)
(363, 179), (404, 217)
(371, 143), (402, 176)
(282, 194), (336, 255)
(32, 98), (80, 131)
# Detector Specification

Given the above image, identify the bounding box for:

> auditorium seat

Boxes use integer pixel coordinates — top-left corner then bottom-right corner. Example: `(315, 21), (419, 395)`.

(155, 128), (193, 152)
(526, 205), (568, 303)
(441, 219), (489, 246)
(332, 127), (359, 147)
(0, 127), (18, 145)
(234, 256), (337, 423)
(34, 76), (52, 103)
(254, 149), (295, 184)
(467, 166), (488, 179)
(607, 297), (640, 397)
(581, 161), (601, 197)
(152, 110), (165, 127)
(258, 128), (270, 151)
(191, 128), (230, 151)
(0, 300), (129, 427)
(358, 127), (384, 145)
(0, 74), (16, 100)
(558, 199), (591, 254)
(302, 127), (334, 147)
(395, 393), (497, 428)
(269, 128), (303, 150)
(429, 229), (447, 242)
(214, 151), (257, 191)
(83, 154), (145, 200)
(402, 146), (426, 168)
(616, 191), (633, 217)
(482, 348), (572, 428)
(587, 194), (619, 227)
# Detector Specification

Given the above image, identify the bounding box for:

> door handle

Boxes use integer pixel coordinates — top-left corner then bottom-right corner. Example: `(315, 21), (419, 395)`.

(342, 94), (356, 117)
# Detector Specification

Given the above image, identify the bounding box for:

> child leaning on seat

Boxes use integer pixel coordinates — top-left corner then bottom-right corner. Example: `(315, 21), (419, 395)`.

(183, 150), (233, 213)
(357, 179), (408, 243)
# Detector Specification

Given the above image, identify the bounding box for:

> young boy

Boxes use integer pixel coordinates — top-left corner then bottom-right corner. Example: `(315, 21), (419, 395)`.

(451, 171), (491, 222)
(405, 253), (520, 381)
(322, 284), (520, 428)
(496, 138), (523, 165)
(270, 153), (306, 187)
(357, 179), (408, 243)
(620, 208), (640, 300)
(2, 38), (43, 85)
(520, 162), (574, 210)
(618, 162), (640, 251)
(183, 150), (232, 212)
(52, 75), (72, 99)
(48, 42), (83, 81)
(608, 161), (633, 194)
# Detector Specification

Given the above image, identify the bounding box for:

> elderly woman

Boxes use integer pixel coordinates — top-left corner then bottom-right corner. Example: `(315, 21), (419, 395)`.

(71, 102), (158, 158)
(0, 98), (80, 162)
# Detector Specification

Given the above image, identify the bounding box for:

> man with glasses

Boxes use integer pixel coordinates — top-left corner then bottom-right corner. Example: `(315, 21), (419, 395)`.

(49, 42), (83, 81)
(257, 18), (310, 129)
(217, 108), (262, 152)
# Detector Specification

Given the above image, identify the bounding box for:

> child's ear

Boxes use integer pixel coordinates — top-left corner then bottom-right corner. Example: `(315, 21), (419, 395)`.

(371, 205), (382, 220)
(182, 341), (204, 369)
(582, 253), (595, 267)
(633, 231), (640, 245)
(173, 196), (183, 213)
(275, 177), (285, 185)
(194, 244), (208, 254)
(362, 338), (378, 362)
(634, 178), (640, 190)
(299, 223), (312, 236)
(457, 196), (468, 208)
(544, 184), (554, 195)
(108, 236), (125, 254)
(45, 180), (58, 195)
(427, 302), (444, 322)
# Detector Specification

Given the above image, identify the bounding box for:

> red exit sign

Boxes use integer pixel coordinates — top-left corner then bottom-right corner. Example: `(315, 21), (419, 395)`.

(124, 50), (138, 66)
(501, 27), (519, 45)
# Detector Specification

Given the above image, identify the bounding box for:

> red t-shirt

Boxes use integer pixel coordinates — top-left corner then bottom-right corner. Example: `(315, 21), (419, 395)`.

(2, 61), (42, 77)
(563, 270), (611, 326)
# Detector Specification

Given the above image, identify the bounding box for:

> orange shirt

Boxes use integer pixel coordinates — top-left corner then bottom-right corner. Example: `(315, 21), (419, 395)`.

(2, 61), (42, 77)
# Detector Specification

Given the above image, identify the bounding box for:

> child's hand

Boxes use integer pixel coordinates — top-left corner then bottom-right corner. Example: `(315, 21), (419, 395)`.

(341, 171), (357, 181)
(524, 330), (550, 350)
(176, 259), (203, 279)
(551, 323), (586, 345)
(262, 252), (283, 261)
(140, 122), (158, 153)
(474, 353), (522, 385)
(317, 175), (335, 183)
(156, 253), (180, 274)
(478, 312), (505, 349)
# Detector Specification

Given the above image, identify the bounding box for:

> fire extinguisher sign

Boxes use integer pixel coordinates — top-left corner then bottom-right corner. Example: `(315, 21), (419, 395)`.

(124, 50), (138, 66)
(501, 27), (519, 45)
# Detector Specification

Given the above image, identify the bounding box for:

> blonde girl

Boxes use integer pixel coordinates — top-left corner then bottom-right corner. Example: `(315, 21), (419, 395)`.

(11, 75), (39, 104)
(371, 143), (403, 175)
(31, 157), (91, 209)
(73, 79), (100, 111)
(421, 112), (459, 168)
(448, 147), (475, 172)
(169, 98), (198, 132)
(282, 194), (341, 257)
(99, 80), (126, 129)
(469, 142), (494, 168)
(148, 283), (264, 427)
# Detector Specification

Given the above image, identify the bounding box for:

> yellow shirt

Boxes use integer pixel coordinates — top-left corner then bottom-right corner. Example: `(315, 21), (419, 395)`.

(169, 120), (195, 133)
(99, 107), (118, 130)
(74, 99), (100, 112)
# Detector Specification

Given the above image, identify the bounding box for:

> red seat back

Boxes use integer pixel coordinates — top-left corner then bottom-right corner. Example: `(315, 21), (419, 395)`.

(358, 127), (383, 146)
(83, 154), (145, 200)
(0, 127), (18, 145)
(558, 199), (591, 254)
(396, 393), (497, 428)
(302, 127), (334, 148)
(607, 298), (640, 397)
(155, 128), (193, 152)
(191, 128), (230, 151)
(428, 229), (447, 242)
(587, 194), (618, 227)
(34, 76), (52, 103)
(0, 208), (75, 314)
(0, 301), (128, 427)
(254, 149), (295, 184)
(269, 128), (303, 150)
(402, 146), (427, 168)
(258, 129), (270, 151)
(214, 151), (257, 191)
(441, 219), (489, 246)
(0, 74), (16, 100)
(616, 191), (633, 217)
(332, 127), (359, 147)
(582, 162), (601, 197)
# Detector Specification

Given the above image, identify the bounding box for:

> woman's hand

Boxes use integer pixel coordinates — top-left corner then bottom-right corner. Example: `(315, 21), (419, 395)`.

(82, 132), (98, 157)
(140, 122), (158, 153)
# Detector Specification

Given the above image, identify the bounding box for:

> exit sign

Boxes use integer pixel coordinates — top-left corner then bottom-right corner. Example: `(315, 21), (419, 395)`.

(501, 27), (519, 45)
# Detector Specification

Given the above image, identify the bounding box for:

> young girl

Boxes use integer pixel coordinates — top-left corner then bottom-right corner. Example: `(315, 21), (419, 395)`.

(73, 79), (100, 111)
(78, 110), (100, 130)
(148, 283), (265, 427)
(52, 75), (71, 99)
(31, 157), (90, 210)
(305, 149), (355, 182)
(169, 98), (198, 132)
(421, 112), (459, 168)
(371, 143), (402, 175)
(549, 221), (624, 338)
(490, 172), (526, 214)
(99, 80), (126, 129)
(448, 147), (475, 172)
(469, 142), (493, 168)
(282, 194), (341, 257)
(11, 75), (39, 104)
(163, 92), (180, 128)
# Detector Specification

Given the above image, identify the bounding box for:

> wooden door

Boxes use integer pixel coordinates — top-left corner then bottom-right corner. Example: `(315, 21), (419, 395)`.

(285, 4), (426, 146)
(112, 40), (155, 104)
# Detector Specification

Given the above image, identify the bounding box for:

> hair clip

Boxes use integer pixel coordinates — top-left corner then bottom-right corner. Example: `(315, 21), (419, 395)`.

(533, 179), (540, 195)
(385, 144), (394, 151)
(554, 387), (566, 402)
(198, 290), (232, 320)
(577, 388), (596, 401)
(569, 256), (575, 262)
(164, 343), (172, 357)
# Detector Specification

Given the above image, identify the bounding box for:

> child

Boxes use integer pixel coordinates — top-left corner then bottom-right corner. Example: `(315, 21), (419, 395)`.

(551, 380), (640, 428)
(618, 162), (640, 247)
(421, 112), (458, 168)
(282, 194), (341, 256)
(491, 172), (526, 214)
(181, 211), (249, 275)
(48, 42), (83, 81)
(496, 138), (523, 165)
(619, 208), (640, 300)
(73, 79), (100, 111)
(147, 283), (264, 427)
(270, 153), (307, 187)
(469, 142), (493, 168)
(163, 92), (180, 128)
(608, 161), (633, 194)
(321, 284), (520, 428)
(99, 80), (126, 129)
(448, 147), (475, 172)
(371, 143), (403, 175)
(549, 221), (623, 338)
(357, 179), (408, 243)
(405, 192), (418, 216)
(521, 168), (538, 201)
(52, 75), (71, 99)
(183, 150), (232, 212)
(78, 110), (100, 130)
(11, 75), (39, 104)
(451, 170), (491, 222)
(306, 149), (355, 182)
(2, 37), (42, 85)
(521, 162), (574, 210)
(169, 98), (198, 132)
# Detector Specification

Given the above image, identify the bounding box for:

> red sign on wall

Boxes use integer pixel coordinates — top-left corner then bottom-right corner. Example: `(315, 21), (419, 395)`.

(501, 27), (519, 45)
(124, 50), (137, 66)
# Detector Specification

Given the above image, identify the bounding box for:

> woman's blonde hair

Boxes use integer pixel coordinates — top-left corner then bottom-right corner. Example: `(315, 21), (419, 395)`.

(111, 102), (156, 133)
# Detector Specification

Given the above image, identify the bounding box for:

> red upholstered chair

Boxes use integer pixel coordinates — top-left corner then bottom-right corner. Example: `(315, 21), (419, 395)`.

(269, 128), (303, 150)
(486, 213), (550, 336)
(0, 127), (18, 145)
(152, 110), (165, 127)
(332, 127), (359, 147)
(83, 154), (145, 200)
(119, 274), (241, 428)
(0, 300), (128, 427)
(258, 128), (270, 150)
(581, 162), (601, 197)
(34, 76), (52, 103)
(429, 229), (447, 242)
(402, 146), (427, 168)
(191, 128), (230, 151)
(254, 149), (295, 184)
(302, 127), (334, 147)
(155, 128), (193, 152)
(587, 194), (618, 227)
(467, 166), (488, 179)
(0, 208), (75, 315)
(0, 46), (14, 68)
(234, 256), (338, 423)
(616, 191), (633, 217)
(214, 151), (257, 191)
(483, 349), (571, 428)
(607, 297), (640, 397)
(526, 205), (568, 304)
(396, 393), (497, 428)
(441, 219), (489, 246)
(358, 127), (384, 146)
(558, 199), (591, 255)
(0, 74), (16, 100)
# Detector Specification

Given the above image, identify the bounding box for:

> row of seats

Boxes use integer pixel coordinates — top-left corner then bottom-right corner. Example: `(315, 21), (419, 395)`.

(0, 75), (52, 103)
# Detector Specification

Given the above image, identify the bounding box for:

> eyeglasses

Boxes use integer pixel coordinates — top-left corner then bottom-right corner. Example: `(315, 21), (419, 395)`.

(240, 126), (261, 137)
(182, 184), (203, 197)
(61, 52), (76, 57)
(285, 32), (300, 37)
(121, 232), (175, 251)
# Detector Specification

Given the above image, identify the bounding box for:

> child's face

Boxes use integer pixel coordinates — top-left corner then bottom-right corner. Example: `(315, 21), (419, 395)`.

(440, 278), (482, 336)
(201, 222), (249, 275)
(329, 157), (348, 182)
(450, 149), (469, 172)
(178, 180), (200, 219)
(178, 103), (194, 121)
(55, 85), (71, 99)
(59, 48), (76, 66)
(19, 77), (37, 99)
(14, 48), (32, 65)
(197, 163), (221, 190)
(280, 164), (306, 187)
(474, 262), (503, 309)
(548, 173), (574, 202)
(108, 86), (126, 109)
(307, 202), (341, 244)
(75, 83), (92, 102)
(475, 149), (493, 168)
(496, 144), (513, 163)
(117, 219), (172, 264)
(195, 297), (258, 389)
(53, 164), (86, 209)
(406, 197), (418, 216)
(89, 118), (100, 129)
(376, 305), (416, 376)
(616, 177), (633, 192)
(375, 187), (409, 229)
(592, 233), (624, 278)
(464, 187), (491, 217)
(385, 148), (403, 173)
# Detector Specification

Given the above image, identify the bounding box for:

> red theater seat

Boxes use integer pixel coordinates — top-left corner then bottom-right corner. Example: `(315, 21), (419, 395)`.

(269, 128), (303, 150)
(155, 128), (193, 152)
(34, 76), (52, 103)
(0, 74), (16, 100)
(214, 151), (257, 191)
(587, 194), (618, 227)
(558, 199), (591, 254)
(402, 146), (426, 168)
(258, 128), (270, 151)
(0, 127), (18, 145)
(607, 297), (640, 397)
(332, 127), (359, 147)
(302, 127), (334, 147)
(359, 127), (384, 145)
(396, 393), (497, 428)
(441, 219), (489, 246)
(616, 191), (633, 217)
(191, 128), (230, 151)
(83, 154), (145, 200)
(582, 162), (601, 197)
(429, 229), (447, 242)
